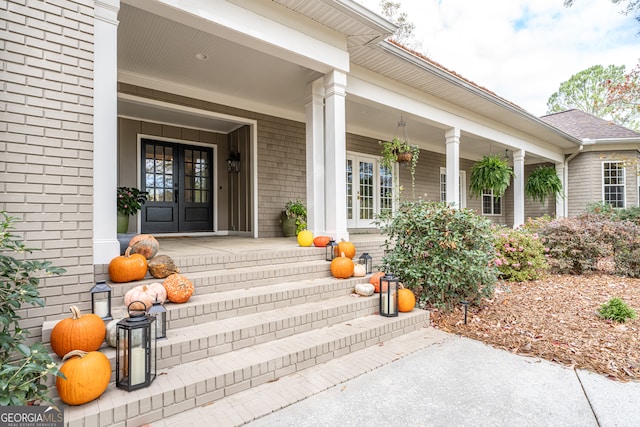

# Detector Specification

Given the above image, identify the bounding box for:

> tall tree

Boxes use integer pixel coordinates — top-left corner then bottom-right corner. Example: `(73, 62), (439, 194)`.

(606, 60), (640, 130)
(546, 64), (640, 130)
(379, 1), (423, 51)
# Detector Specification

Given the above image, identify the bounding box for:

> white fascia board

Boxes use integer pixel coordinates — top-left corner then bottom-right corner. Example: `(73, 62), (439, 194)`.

(125, 0), (349, 73)
(347, 72), (565, 163)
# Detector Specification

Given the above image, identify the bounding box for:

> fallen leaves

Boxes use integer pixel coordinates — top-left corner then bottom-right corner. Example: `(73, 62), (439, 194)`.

(430, 274), (640, 381)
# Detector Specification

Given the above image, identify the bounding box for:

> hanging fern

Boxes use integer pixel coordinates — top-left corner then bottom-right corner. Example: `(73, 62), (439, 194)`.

(469, 155), (513, 198)
(525, 165), (563, 204)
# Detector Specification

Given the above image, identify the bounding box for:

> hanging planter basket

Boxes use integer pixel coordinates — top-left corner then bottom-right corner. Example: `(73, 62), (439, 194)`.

(395, 151), (413, 164)
(525, 165), (563, 204)
(469, 155), (513, 198)
(379, 117), (420, 191)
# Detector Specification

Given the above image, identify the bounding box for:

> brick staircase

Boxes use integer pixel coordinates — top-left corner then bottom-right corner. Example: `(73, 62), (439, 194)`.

(42, 237), (430, 427)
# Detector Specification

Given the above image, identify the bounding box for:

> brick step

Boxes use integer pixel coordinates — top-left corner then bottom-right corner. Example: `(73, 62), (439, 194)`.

(42, 276), (371, 342)
(156, 325), (443, 427)
(62, 310), (429, 427)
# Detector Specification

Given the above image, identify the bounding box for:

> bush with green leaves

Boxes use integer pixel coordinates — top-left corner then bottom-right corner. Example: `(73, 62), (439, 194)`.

(598, 297), (637, 323)
(0, 212), (66, 405)
(375, 201), (497, 310)
(613, 236), (640, 278)
(493, 226), (549, 282)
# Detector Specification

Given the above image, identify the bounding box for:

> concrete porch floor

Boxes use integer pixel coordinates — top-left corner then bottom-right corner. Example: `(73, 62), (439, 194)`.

(152, 234), (386, 258)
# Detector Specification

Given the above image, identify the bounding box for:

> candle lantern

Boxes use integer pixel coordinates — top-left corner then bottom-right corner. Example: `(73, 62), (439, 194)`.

(116, 302), (156, 391)
(148, 297), (167, 339)
(326, 239), (338, 262)
(90, 281), (112, 320)
(379, 274), (399, 317)
(358, 252), (373, 274)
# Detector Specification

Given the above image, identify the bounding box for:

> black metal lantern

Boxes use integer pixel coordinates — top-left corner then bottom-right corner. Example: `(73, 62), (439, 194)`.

(90, 281), (112, 320)
(116, 302), (156, 391)
(358, 252), (373, 274)
(379, 274), (399, 317)
(148, 297), (167, 339)
(326, 239), (338, 261)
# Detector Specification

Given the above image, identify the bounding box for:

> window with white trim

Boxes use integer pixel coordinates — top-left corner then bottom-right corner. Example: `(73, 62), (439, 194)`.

(482, 189), (501, 215)
(603, 161), (625, 208)
(439, 168), (466, 208)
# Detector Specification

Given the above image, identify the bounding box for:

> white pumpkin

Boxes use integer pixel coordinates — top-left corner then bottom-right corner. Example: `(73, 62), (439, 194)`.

(354, 282), (375, 297)
(352, 263), (367, 277)
(124, 282), (167, 311)
(105, 318), (144, 348)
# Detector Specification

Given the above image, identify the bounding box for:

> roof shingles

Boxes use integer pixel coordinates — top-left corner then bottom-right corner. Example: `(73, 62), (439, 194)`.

(540, 109), (640, 140)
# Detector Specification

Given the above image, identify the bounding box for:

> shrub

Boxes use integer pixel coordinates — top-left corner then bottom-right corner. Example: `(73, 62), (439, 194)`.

(0, 212), (66, 405)
(613, 236), (640, 278)
(598, 297), (637, 323)
(493, 226), (548, 282)
(375, 201), (497, 310)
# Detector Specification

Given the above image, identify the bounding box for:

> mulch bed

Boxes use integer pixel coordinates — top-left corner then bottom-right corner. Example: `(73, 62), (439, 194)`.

(429, 274), (640, 381)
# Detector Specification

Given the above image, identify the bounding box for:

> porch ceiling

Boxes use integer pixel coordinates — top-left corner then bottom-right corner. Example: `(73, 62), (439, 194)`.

(117, 2), (573, 164)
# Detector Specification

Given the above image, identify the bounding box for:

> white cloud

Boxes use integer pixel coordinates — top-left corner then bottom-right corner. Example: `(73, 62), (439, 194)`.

(357, 0), (640, 116)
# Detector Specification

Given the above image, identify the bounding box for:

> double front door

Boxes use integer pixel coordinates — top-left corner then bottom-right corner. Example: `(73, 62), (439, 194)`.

(141, 139), (214, 233)
(346, 153), (394, 228)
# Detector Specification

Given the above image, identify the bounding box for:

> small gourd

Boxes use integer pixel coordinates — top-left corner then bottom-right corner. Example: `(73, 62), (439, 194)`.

(163, 273), (194, 303)
(50, 306), (107, 358)
(330, 252), (354, 279)
(105, 318), (121, 348)
(297, 230), (314, 247)
(398, 284), (416, 312)
(354, 283), (375, 296)
(56, 350), (111, 406)
(369, 272), (386, 293)
(128, 234), (159, 260)
(108, 247), (148, 283)
(352, 263), (366, 277)
(124, 282), (167, 311)
(313, 236), (331, 247)
(335, 240), (356, 259)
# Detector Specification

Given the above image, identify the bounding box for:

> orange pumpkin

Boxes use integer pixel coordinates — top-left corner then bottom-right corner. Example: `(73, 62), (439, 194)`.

(163, 273), (194, 303)
(370, 272), (386, 293)
(398, 285), (416, 312)
(313, 236), (331, 247)
(50, 306), (106, 358)
(128, 234), (159, 260)
(124, 282), (167, 311)
(109, 247), (148, 283)
(335, 240), (356, 259)
(56, 350), (111, 405)
(330, 252), (354, 279)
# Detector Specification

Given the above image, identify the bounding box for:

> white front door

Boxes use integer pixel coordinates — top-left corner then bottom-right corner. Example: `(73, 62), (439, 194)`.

(346, 153), (394, 229)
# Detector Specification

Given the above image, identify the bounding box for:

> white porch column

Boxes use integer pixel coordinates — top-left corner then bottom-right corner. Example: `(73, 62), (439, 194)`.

(93, 0), (120, 264)
(305, 78), (326, 235)
(323, 70), (348, 241)
(513, 149), (525, 228)
(555, 162), (565, 218)
(444, 128), (460, 207)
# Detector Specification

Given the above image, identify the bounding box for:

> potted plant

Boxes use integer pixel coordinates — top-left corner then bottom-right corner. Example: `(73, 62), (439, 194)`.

(469, 155), (513, 198)
(281, 199), (307, 237)
(525, 165), (563, 204)
(0, 212), (66, 405)
(117, 186), (149, 233)
(380, 137), (420, 188)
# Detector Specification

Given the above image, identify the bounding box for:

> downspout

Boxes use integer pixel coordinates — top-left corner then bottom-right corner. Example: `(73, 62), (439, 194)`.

(563, 143), (585, 217)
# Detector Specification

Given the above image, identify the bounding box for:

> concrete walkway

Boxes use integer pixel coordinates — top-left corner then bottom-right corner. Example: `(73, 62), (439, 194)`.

(247, 330), (640, 427)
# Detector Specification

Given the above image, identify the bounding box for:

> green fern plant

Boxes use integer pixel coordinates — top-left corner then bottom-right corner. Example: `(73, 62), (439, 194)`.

(525, 165), (563, 204)
(469, 155), (513, 198)
(598, 297), (637, 323)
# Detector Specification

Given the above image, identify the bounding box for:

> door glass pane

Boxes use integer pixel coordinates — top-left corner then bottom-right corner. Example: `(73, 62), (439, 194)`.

(184, 148), (210, 204)
(145, 145), (173, 202)
(359, 161), (374, 220)
(346, 159), (353, 220)
(380, 165), (393, 215)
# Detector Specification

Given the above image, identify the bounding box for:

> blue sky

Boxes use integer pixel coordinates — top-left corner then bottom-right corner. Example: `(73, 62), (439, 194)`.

(357, 0), (640, 116)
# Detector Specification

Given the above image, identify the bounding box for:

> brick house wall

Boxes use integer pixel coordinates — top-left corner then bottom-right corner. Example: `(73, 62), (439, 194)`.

(1, 0), (96, 339)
